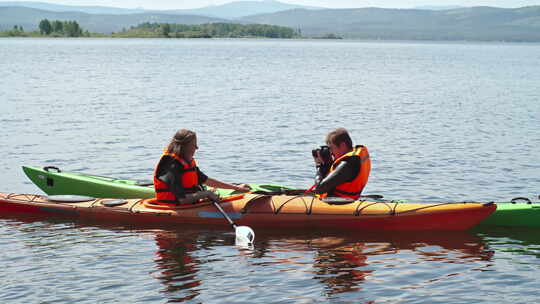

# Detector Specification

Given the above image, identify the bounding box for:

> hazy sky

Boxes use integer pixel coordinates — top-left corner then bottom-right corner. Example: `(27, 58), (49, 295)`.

(4, 0), (540, 9)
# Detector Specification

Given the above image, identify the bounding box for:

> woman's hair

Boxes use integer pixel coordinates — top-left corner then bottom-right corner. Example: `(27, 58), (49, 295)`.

(166, 129), (196, 156)
(326, 128), (353, 149)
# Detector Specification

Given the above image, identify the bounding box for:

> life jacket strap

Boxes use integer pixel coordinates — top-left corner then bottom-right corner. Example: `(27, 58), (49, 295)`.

(334, 189), (361, 196)
(156, 199), (179, 205)
(178, 166), (197, 172)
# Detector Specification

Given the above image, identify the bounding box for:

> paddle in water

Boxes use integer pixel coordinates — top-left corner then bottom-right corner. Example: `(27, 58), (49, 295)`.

(210, 196), (255, 247)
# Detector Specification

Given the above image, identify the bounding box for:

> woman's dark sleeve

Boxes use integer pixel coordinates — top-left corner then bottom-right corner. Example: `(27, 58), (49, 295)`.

(197, 167), (208, 184)
(156, 159), (186, 199)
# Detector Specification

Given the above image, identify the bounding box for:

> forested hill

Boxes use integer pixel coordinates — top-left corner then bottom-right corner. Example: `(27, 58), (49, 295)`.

(0, 6), (226, 33)
(120, 22), (297, 38)
(241, 6), (540, 41)
(2, 5), (540, 41)
(0, 0), (322, 18)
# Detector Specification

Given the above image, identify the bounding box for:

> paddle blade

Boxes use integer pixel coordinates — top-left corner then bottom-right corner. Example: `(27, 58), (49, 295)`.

(235, 226), (255, 247)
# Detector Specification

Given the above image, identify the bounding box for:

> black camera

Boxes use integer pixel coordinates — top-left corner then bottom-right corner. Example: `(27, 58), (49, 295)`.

(312, 145), (332, 164)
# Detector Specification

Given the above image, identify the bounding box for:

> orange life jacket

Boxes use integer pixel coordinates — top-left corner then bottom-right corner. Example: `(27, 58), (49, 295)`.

(153, 152), (201, 205)
(323, 145), (371, 200)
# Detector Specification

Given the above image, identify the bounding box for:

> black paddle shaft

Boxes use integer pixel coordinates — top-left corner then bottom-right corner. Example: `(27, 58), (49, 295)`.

(211, 200), (237, 229)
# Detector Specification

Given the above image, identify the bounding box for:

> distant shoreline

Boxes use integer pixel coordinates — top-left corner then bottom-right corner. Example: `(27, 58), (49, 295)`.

(3, 31), (539, 43)
(2, 20), (539, 43)
(3, 36), (540, 44)
(1, 21), (315, 39)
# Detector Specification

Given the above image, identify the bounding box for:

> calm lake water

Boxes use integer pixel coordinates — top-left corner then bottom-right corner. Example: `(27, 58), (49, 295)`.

(1, 38), (540, 303)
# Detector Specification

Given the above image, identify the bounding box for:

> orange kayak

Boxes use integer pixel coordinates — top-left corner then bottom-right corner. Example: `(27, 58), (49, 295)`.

(0, 192), (496, 231)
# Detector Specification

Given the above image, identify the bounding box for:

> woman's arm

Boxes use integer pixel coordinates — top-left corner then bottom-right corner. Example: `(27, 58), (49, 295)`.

(178, 190), (220, 204)
(205, 177), (250, 192)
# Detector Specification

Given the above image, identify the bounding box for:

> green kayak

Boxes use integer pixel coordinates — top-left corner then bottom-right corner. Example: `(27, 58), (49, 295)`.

(21, 166), (539, 228)
(477, 197), (540, 228)
(22, 165), (295, 199)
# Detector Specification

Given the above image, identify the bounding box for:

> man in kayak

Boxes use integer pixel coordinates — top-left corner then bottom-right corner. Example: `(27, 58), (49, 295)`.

(153, 129), (250, 205)
(312, 128), (371, 200)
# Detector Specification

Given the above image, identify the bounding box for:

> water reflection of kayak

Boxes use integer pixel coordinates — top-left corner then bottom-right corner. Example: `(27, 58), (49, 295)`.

(474, 226), (540, 246)
(255, 229), (490, 253)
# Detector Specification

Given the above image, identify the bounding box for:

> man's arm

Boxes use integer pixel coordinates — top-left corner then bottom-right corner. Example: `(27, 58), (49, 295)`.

(314, 163), (331, 185)
(314, 158), (360, 195)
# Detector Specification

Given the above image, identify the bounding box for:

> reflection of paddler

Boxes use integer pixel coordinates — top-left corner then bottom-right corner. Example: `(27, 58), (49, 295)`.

(154, 232), (195, 264)
(297, 237), (373, 293)
(273, 237), (373, 286)
(153, 232), (200, 291)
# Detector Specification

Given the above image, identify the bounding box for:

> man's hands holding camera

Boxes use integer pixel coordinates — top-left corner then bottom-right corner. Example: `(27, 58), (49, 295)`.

(312, 145), (332, 166)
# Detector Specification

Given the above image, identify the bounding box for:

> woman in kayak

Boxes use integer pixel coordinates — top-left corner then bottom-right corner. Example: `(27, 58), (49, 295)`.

(154, 129), (250, 205)
(312, 128), (371, 200)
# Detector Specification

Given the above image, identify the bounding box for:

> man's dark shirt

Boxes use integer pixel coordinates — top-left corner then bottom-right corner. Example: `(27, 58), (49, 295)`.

(314, 156), (360, 196)
(155, 156), (208, 199)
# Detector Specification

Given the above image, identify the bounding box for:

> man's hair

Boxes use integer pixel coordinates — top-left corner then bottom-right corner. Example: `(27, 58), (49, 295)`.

(326, 128), (353, 149)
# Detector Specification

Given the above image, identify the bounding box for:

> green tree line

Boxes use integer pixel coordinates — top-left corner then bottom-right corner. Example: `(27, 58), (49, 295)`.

(0, 25), (26, 37)
(121, 22), (300, 38)
(2, 20), (300, 39)
(39, 19), (87, 37)
(0, 19), (89, 37)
